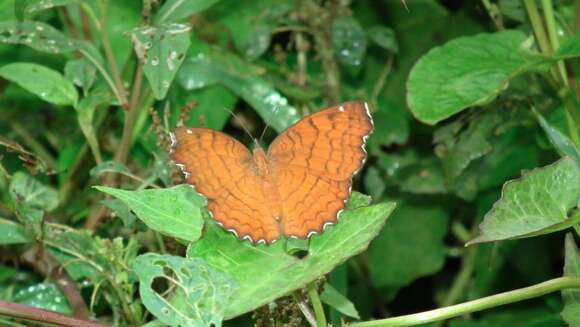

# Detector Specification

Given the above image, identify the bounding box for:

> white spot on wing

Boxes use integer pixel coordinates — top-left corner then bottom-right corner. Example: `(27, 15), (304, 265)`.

(169, 132), (177, 147)
(338, 106), (345, 112)
(307, 230), (318, 238)
(186, 129), (193, 134)
(242, 235), (253, 242)
(227, 228), (239, 237)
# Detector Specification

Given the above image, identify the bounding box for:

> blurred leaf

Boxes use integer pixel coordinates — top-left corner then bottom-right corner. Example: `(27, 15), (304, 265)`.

(131, 24), (191, 99)
(179, 38), (301, 132)
(22, 0), (78, 17)
(408, 31), (539, 124)
(188, 193), (396, 318)
(134, 253), (237, 327)
(562, 233), (580, 326)
(369, 101), (409, 147)
(155, 0), (220, 24)
(0, 63), (78, 106)
(15, 206), (43, 239)
(499, 0), (526, 22)
(101, 199), (137, 227)
(95, 185), (206, 242)
(332, 16), (367, 69)
(367, 25), (398, 53)
(9, 172), (59, 211)
(0, 218), (31, 244)
(65, 58), (97, 95)
(320, 283), (360, 319)
(468, 157), (580, 245)
(554, 32), (580, 60)
(364, 166), (385, 200)
(399, 158), (447, 194)
(89, 161), (131, 178)
(367, 204), (448, 299)
(535, 109), (580, 167)
(75, 88), (112, 164)
(13, 282), (72, 314)
(171, 85), (237, 130)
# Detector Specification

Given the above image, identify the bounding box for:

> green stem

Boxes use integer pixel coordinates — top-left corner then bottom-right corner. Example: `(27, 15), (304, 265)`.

(307, 283), (327, 327)
(542, 0), (569, 87)
(350, 277), (580, 327)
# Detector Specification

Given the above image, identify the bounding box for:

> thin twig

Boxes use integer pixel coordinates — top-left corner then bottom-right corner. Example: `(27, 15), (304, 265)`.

(0, 300), (109, 327)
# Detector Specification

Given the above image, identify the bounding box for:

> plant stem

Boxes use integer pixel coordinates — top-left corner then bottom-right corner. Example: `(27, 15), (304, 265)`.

(350, 277), (580, 327)
(372, 56), (394, 102)
(542, 0), (569, 87)
(0, 300), (109, 327)
(480, 0), (504, 30)
(307, 283), (327, 327)
(10, 121), (56, 170)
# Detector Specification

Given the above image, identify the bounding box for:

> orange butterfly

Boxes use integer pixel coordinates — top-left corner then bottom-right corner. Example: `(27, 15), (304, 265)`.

(170, 101), (373, 244)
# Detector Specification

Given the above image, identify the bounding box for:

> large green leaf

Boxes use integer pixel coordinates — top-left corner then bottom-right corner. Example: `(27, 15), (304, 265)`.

(131, 24), (191, 99)
(332, 16), (367, 69)
(187, 193), (396, 318)
(95, 185), (206, 242)
(155, 0), (220, 25)
(0, 218), (31, 245)
(134, 253), (237, 327)
(0, 63), (78, 106)
(367, 204), (448, 299)
(562, 233), (580, 326)
(407, 31), (538, 124)
(468, 157), (580, 245)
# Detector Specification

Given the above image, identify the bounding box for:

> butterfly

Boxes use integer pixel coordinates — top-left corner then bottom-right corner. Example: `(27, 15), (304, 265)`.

(170, 101), (373, 244)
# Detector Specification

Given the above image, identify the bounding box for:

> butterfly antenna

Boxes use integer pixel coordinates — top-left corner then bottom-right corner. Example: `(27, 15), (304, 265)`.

(221, 107), (255, 141)
(257, 105), (280, 145)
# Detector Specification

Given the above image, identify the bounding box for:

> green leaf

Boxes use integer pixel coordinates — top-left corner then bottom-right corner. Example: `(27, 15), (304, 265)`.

(187, 193), (396, 318)
(367, 204), (448, 298)
(89, 161), (131, 178)
(320, 283), (360, 319)
(101, 199), (137, 227)
(0, 21), (78, 54)
(0, 63), (78, 106)
(408, 31), (536, 124)
(468, 157), (580, 245)
(65, 58), (97, 95)
(535, 109), (580, 167)
(133, 253), (237, 327)
(399, 158), (447, 195)
(178, 38), (301, 132)
(13, 282), (72, 314)
(554, 32), (580, 60)
(155, 0), (220, 25)
(367, 25), (398, 53)
(131, 24), (192, 100)
(23, 0), (78, 17)
(95, 185), (206, 242)
(0, 218), (31, 245)
(75, 88), (112, 163)
(171, 85), (237, 130)
(562, 233), (580, 326)
(332, 16), (367, 69)
(9, 172), (59, 211)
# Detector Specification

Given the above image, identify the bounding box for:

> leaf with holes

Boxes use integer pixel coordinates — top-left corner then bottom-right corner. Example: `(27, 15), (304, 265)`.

(134, 253), (237, 327)
(130, 24), (191, 99)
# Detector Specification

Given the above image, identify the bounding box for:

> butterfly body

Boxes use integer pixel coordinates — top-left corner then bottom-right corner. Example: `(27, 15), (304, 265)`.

(170, 101), (373, 244)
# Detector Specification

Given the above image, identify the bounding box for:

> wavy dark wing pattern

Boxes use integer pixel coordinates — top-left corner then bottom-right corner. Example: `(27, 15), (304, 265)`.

(170, 127), (280, 243)
(268, 101), (374, 238)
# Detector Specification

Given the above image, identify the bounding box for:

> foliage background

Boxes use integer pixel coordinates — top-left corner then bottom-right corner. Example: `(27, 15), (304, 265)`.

(0, 0), (579, 326)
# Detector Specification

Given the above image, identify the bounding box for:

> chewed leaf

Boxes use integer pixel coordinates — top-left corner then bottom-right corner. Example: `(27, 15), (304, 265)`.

(95, 185), (206, 242)
(188, 193), (396, 318)
(134, 253), (237, 327)
(468, 157), (580, 245)
(130, 23), (191, 99)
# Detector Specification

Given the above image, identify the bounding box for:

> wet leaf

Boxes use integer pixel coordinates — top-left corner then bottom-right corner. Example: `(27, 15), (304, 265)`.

(0, 21), (77, 53)
(188, 193), (396, 318)
(22, 0), (78, 17)
(0, 63), (78, 106)
(332, 16), (367, 69)
(468, 158), (580, 245)
(65, 58), (97, 95)
(131, 24), (191, 99)
(13, 282), (72, 314)
(95, 185), (206, 242)
(135, 254), (237, 327)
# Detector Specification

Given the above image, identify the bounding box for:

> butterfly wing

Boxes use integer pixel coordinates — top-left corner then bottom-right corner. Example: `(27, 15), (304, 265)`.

(171, 127), (281, 243)
(267, 101), (374, 238)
